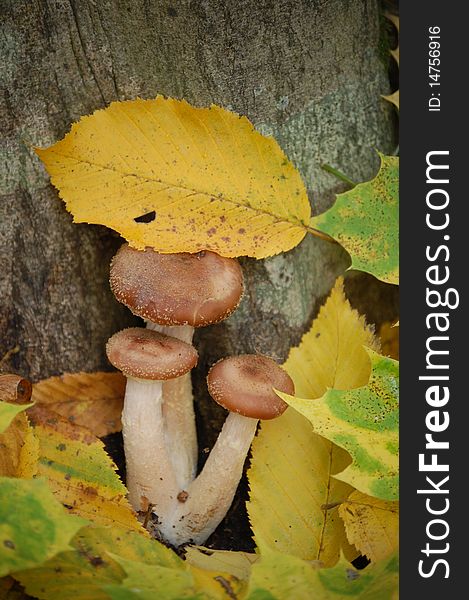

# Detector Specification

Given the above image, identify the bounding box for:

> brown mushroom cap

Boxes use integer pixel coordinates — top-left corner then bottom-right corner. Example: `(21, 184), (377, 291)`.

(106, 328), (198, 380)
(207, 355), (294, 420)
(110, 245), (244, 327)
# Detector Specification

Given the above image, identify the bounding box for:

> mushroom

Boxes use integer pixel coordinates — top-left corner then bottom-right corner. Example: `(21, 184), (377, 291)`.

(158, 354), (294, 547)
(106, 327), (198, 519)
(109, 245), (244, 488)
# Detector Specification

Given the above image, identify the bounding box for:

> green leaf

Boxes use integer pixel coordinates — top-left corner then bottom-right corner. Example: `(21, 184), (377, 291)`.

(103, 555), (199, 600)
(0, 402), (32, 434)
(311, 155), (398, 284)
(0, 477), (86, 577)
(280, 349), (399, 500)
(245, 545), (398, 600)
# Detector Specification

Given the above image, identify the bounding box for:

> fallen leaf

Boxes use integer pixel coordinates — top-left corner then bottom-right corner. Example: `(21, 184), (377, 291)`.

(311, 155), (399, 285)
(0, 411), (38, 479)
(281, 349), (399, 500)
(245, 543), (398, 600)
(16, 525), (240, 600)
(0, 401), (32, 435)
(247, 279), (376, 566)
(185, 546), (258, 582)
(36, 97), (316, 259)
(32, 372), (125, 438)
(0, 477), (86, 578)
(378, 322), (399, 360)
(339, 491), (399, 561)
(27, 405), (144, 534)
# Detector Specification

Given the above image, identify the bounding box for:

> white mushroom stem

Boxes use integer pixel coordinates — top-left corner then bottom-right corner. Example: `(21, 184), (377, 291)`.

(158, 412), (258, 547)
(122, 377), (179, 520)
(146, 321), (198, 489)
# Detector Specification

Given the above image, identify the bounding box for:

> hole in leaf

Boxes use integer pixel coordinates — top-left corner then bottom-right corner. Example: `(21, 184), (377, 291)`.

(134, 211), (156, 223)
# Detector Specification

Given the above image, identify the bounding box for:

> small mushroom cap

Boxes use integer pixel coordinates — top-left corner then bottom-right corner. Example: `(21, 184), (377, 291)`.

(110, 245), (244, 327)
(106, 328), (198, 380)
(207, 355), (294, 420)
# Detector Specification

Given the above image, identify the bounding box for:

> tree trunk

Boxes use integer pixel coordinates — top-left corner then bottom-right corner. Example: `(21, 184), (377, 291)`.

(1, 0), (395, 548)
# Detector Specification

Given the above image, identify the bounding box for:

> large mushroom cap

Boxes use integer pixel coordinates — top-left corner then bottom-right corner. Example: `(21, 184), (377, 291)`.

(110, 245), (244, 327)
(207, 355), (294, 420)
(106, 328), (198, 380)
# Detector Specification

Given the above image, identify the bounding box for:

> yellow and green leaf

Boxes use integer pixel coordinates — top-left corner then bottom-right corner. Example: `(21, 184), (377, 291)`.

(16, 525), (240, 600)
(281, 349), (399, 500)
(185, 546), (258, 582)
(0, 477), (86, 578)
(311, 155), (399, 285)
(28, 406), (144, 533)
(36, 97), (313, 259)
(245, 544), (398, 600)
(0, 401), (32, 434)
(247, 279), (376, 565)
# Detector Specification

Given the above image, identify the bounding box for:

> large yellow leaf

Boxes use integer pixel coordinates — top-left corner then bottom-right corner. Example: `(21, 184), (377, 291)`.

(0, 398), (38, 479)
(32, 372), (125, 438)
(27, 406), (144, 534)
(339, 491), (399, 562)
(16, 525), (241, 600)
(36, 97), (315, 259)
(247, 279), (376, 566)
(0, 412), (38, 479)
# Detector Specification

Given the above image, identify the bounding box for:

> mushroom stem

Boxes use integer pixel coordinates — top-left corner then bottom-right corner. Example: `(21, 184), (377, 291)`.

(146, 321), (198, 489)
(158, 412), (258, 546)
(122, 377), (179, 518)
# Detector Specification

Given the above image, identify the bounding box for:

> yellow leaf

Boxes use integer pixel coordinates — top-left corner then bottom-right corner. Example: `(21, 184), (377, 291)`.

(185, 546), (258, 581)
(28, 406), (145, 535)
(32, 372), (125, 438)
(0, 412), (38, 478)
(339, 491), (399, 562)
(36, 97), (314, 259)
(284, 277), (377, 396)
(383, 90), (399, 111)
(247, 279), (377, 566)
(248, 410), (357, 567)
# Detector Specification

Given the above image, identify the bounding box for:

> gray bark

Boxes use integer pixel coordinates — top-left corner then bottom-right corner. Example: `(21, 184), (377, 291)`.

(1, 0), (395, 436)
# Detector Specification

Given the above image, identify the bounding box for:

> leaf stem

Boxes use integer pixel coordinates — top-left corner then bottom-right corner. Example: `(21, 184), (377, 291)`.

(321, 163), (356, 188)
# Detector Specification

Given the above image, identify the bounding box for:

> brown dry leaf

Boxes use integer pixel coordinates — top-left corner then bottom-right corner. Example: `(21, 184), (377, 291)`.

(32, 372), (125, 438)
(27, 405), (145, 535)
(339, 491), (399, 561)
(379, 322), (399, 360)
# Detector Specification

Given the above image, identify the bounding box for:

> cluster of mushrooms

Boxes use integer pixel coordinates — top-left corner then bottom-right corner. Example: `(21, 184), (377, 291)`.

(106, 244), (294, 547)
